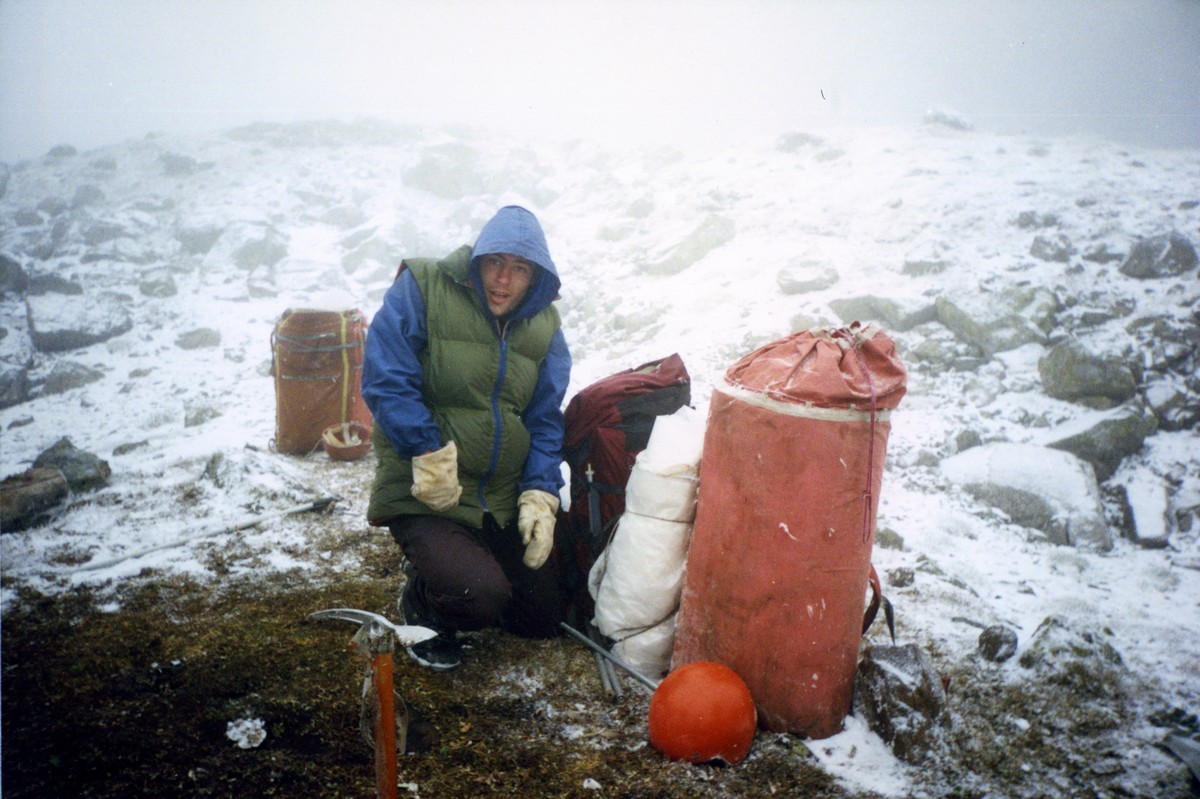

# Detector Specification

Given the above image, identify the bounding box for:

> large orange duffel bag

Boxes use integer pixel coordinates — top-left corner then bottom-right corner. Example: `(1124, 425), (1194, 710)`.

(271, 308), (373, 455)
(672, 323), (906, 738)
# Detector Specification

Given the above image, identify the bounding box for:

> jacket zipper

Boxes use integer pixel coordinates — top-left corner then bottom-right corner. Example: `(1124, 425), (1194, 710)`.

(477, 319), (509, 511)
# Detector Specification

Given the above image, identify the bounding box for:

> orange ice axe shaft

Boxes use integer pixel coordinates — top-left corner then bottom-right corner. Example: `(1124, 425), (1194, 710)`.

(309, 609), (435, 799)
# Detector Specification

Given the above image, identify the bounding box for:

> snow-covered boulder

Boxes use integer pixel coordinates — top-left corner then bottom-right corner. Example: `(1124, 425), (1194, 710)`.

(1111, 466), (1174, 548)
(643, 214), (735, 276)
(26, 292), (132, 353)
(829, 294), (937, 333)
(1040, 402), (1158, 481)
(934, 286), (1055, 356)
(1118, 231), (1197, 278)
(854, 643), (950, 764)
(776, 258), (839, 294)
(1037, 339), (1137, 406)
(940, 442), (1112, 551)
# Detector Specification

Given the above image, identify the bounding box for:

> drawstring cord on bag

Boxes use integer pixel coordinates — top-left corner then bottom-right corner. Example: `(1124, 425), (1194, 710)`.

(833, 326), (879, 545)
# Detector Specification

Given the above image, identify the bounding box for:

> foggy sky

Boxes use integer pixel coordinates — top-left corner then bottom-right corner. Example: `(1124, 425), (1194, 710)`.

(1, 0), (1198, 163)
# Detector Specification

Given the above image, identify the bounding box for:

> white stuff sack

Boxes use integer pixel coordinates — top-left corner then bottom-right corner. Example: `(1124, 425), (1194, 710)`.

(589, 406), (703, 678)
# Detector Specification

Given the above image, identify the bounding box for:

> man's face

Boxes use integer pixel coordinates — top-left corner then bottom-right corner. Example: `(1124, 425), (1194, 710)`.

(478, 253), (534, 317)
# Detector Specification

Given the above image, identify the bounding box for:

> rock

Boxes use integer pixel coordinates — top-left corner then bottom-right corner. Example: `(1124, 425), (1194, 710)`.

(27, 292), (133, 353)
(1127, 314), (1200, 374)
(1037, 339), (1137, 405)
(342, 234), (400, 275)
(28, 217), (70, 260)
(112, 440), (150, 456)
(902, 322), (985, 371)
(40, 361), (105, 396)
(401, 142), (487, 199)
(1030, 233), (1074, 263)
(776, 259), (839, 294)
(0, 365), (31, 409)
(1118, 231), (1197, 278)
(644, 215), (735, 276)
(159, 152), (198, 176)
(1014, 211), (1060, 230)
(954, 429), (982, 453)
(0, 467), (70, 533)
(776, 131), (826, 152)
(876, 527), (906, 551)
(203, 222), (288, 271)
(902, 239), (954, 276)
(923, 108), (973, 131)
(82, 220), (128, 247)
(28, 273), (83, 296)
(32, 437), (111, 493)
(830, 295), (937, 333)
(1142, 373), (1200, 431)
(47, 144), (77, 158)
(1080, 242), (1124, 263)
(1111, 468), (1173, 549)
(0, 299), (34, 408)
(854, 644), (950, 764)
(0, 162), (8, 199)
(318, 205), (367, 229)
(978, 625), (1019, 662)
(71, 184), (106, 208)
(177, 223), (224, 255)
(0, 254), (28, 296)
(1040, 402), (1158, 482)
(788, 312), (826, 333)
(935, 286), (1056, 356)
(138, 268), (178, 298)
(184, 403), (222, 428)
(940, 443), (1112, 551)
(13, 208), (42, 227)
(176, 328), (221, 350)
(36, 197), (69, 218)
(1019, 615), (1123, 677)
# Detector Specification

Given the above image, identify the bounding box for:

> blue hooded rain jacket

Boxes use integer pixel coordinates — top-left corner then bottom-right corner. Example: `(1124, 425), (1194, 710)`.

(362, 206), (571, 529)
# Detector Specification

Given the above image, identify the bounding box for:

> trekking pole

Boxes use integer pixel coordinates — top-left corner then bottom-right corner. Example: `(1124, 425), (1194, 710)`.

(309, 609), (436, 799)
(561, 623), (660, 691)
(587, 625), (622, 698)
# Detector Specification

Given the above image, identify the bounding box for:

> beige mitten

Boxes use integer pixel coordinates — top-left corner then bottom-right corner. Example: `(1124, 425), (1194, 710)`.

(411, 442), (462, 511)
(517, 489), (559, 570)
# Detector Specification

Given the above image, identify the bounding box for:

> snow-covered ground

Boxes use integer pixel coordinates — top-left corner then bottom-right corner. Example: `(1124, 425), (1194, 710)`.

(2, 118), (1198, 796)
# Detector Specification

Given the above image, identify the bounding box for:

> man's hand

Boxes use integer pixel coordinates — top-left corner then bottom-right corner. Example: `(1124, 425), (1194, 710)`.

(518, 489), (559, 570)
(411, 442), (462, 511)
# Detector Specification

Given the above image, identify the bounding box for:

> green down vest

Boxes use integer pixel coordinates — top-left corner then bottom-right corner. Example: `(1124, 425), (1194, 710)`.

(368, 248), (560, 529)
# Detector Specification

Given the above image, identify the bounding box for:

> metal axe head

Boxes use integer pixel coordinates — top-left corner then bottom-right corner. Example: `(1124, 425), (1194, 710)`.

(309, 608), (437, 648)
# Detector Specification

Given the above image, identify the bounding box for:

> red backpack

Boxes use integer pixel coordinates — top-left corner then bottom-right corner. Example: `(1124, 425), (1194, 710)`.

(559, 354), (691, 621)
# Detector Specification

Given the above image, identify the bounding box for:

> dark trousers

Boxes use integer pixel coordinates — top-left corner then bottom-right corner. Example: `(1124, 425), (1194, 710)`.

(389, 514), (566, 639)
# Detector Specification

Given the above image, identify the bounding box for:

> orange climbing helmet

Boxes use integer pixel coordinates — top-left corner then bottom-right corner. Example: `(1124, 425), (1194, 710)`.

(648, 661), (757, 766)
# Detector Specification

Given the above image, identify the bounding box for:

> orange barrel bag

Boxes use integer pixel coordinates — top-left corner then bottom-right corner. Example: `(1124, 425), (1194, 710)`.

(271, 308), (373, 455)
(672, 323), (906, 738)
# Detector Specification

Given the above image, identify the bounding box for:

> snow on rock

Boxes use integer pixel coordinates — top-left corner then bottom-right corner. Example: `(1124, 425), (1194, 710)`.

(1114, 465), (1174, 548)
(26, 291), (133, 353)
(939, 442), (1112, 551)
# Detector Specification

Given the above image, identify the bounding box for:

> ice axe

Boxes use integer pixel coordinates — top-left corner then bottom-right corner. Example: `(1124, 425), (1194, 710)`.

(308, 608), (436, 799)
(78, 495), (341, 573)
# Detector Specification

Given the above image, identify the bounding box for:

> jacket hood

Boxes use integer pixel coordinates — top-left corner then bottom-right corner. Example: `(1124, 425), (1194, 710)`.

(469, 205), (561, 320)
